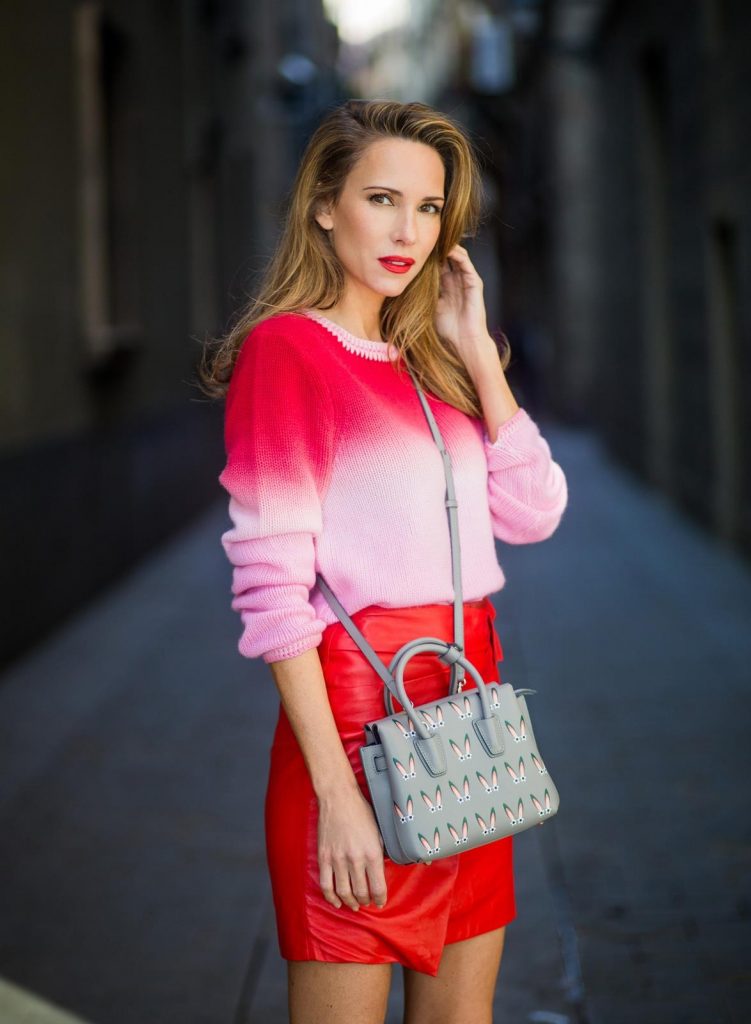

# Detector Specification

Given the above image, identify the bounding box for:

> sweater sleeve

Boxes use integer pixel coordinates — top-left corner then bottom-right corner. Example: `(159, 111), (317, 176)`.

(217, 322), (335, 663)
(482, 407), (568, 544)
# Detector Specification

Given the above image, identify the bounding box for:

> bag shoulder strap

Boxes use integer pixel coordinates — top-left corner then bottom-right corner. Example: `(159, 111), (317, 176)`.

(315, 574), (394, 689)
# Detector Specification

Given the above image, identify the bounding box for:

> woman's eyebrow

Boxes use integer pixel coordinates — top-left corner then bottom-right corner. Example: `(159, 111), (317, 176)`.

(361, 186), (445, 201)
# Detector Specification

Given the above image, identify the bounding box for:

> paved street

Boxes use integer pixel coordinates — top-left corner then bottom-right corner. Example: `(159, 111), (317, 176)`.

(1, 418), (750, 1024)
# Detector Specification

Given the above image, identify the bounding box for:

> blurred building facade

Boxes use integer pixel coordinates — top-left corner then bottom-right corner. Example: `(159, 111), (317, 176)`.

(460, 0), (750, 558)
(0, 0), (343, 668)
(588, 0), (749, 554)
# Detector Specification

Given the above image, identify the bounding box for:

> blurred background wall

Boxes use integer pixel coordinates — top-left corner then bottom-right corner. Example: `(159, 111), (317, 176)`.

(0, 0), (344, 668)
(589, 1), (749, 548)
(1, 0), (749, 670)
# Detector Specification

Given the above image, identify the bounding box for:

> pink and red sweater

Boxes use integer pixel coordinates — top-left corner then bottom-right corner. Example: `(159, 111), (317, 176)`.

(218, 309), (568, 663)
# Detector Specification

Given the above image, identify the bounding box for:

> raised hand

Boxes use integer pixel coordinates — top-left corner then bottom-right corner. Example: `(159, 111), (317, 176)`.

(434, 243), (496, 366)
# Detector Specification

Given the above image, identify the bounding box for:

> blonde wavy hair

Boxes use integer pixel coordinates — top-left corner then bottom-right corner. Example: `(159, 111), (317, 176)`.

(196, 98), (510, 417)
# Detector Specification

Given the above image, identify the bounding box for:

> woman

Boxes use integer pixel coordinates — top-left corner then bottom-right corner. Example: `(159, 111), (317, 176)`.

(200, 99), (568, 1024)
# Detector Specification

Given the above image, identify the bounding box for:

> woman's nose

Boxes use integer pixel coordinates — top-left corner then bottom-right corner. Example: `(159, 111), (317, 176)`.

(392, 210), (418, 245)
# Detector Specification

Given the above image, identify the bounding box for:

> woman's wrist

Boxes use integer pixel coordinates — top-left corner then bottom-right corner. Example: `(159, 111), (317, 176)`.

(313, 761), (362, 804)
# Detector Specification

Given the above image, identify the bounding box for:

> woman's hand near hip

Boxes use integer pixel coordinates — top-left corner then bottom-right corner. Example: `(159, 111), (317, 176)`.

(317, 784), (387, 911)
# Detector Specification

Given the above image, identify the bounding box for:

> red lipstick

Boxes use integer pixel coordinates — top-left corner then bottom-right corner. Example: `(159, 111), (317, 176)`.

(378, 256), (415, 274)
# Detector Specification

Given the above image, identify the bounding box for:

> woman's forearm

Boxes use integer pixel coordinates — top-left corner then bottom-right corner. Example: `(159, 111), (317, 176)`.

(267, 647), (361, 803)
(463, 335), (520, 444)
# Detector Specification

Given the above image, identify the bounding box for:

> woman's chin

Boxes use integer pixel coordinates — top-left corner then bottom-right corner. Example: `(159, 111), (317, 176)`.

(373, 278), (411, 298)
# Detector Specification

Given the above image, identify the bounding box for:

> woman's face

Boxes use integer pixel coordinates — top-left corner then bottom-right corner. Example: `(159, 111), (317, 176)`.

(315, 137), (446, 303)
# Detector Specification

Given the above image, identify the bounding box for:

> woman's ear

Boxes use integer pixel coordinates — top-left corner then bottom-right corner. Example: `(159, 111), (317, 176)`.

(314, 203), (334, 232)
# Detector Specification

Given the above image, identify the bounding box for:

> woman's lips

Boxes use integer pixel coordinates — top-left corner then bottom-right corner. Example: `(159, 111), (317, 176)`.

(378, 257), (414, 275)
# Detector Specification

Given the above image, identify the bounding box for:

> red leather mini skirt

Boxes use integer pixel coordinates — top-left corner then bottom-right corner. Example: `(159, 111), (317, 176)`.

(264, 596), (516, 977)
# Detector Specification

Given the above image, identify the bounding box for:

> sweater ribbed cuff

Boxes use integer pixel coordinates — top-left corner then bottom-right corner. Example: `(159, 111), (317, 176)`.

(483, 407), (535, 457)
(261, 634), (323, 664)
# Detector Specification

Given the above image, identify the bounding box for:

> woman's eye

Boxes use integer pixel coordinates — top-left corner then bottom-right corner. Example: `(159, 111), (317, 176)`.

(369, 194), (442, 215)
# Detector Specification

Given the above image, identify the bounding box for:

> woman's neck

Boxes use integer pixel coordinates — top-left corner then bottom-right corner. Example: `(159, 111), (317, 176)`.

(309, 304), (383, 344)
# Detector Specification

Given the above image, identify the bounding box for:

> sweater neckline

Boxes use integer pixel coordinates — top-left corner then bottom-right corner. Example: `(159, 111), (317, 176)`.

(300, 308), (399, 362)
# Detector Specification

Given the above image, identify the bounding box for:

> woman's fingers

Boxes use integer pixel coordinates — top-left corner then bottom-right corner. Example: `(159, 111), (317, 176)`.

(319, 852), (388, 913)
(333, 858), (362, 912)
(346, 860), (372, 909)
(347, 849), (388, 909)
(332, 844), (388, 911)
(318, 859), (342, 909)
(365, 854), (388, 908)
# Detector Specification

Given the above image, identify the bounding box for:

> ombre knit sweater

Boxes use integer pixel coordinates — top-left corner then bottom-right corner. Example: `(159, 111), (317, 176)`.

(218, 309), (568, 663)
